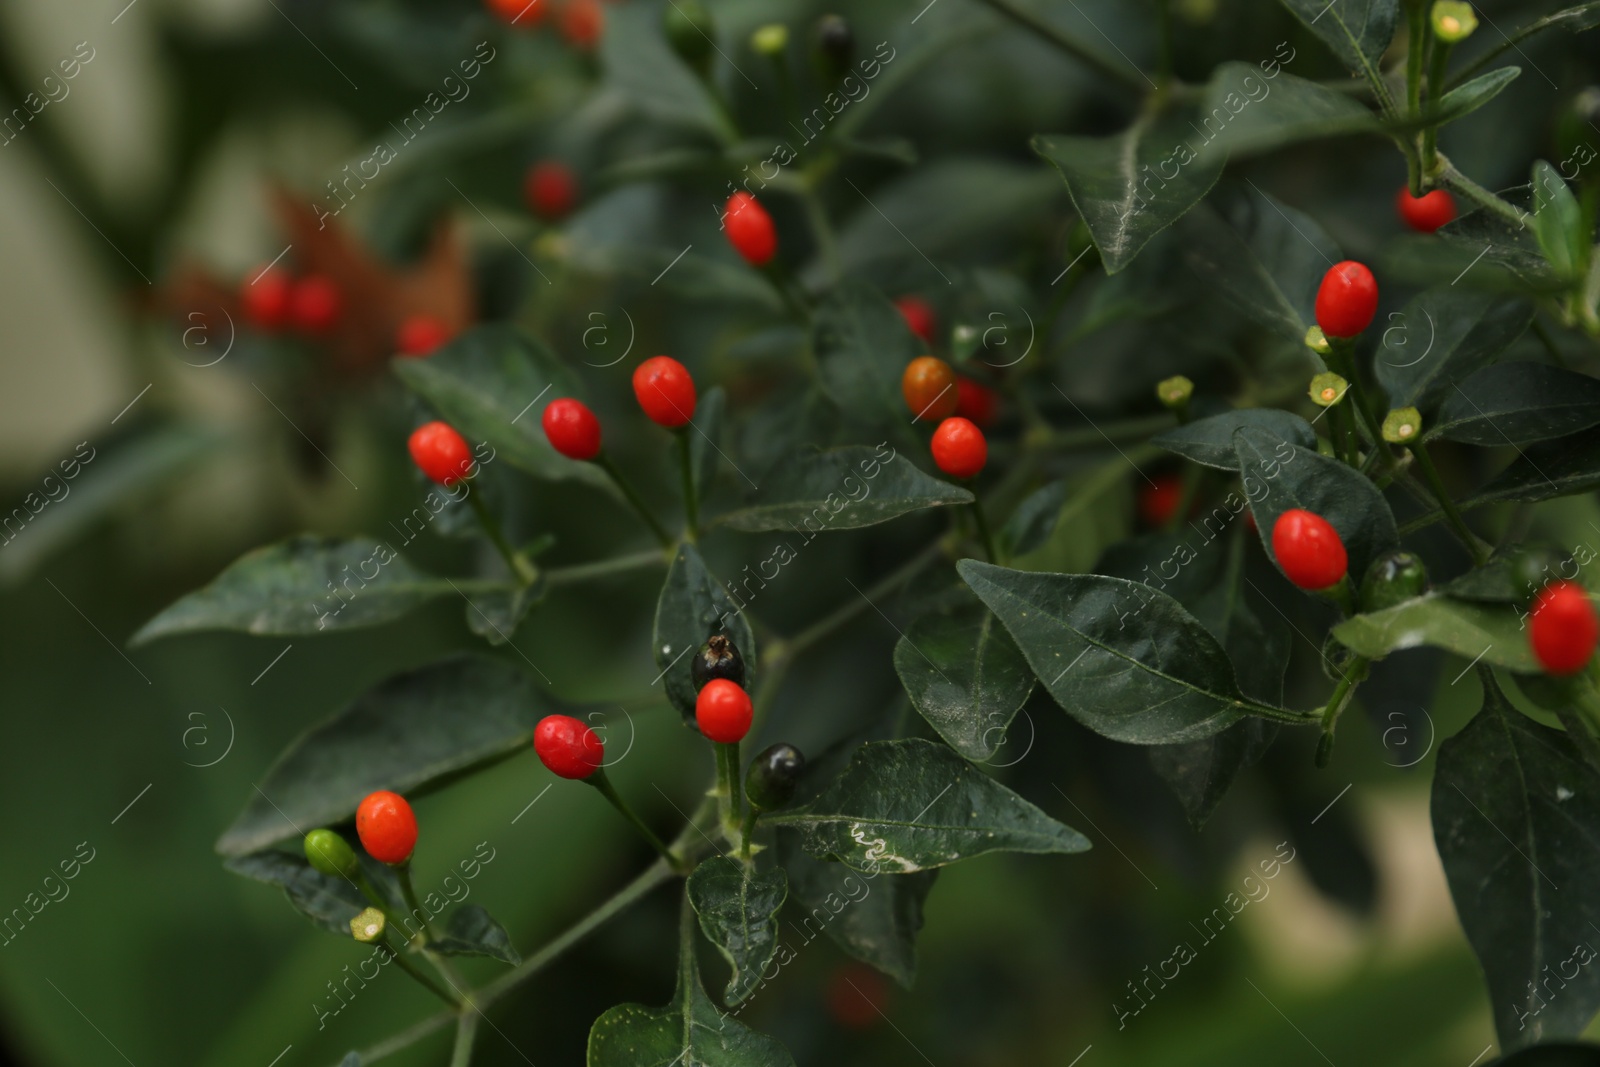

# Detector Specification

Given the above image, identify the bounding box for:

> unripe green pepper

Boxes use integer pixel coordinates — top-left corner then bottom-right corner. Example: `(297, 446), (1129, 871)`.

(1359, 550), (1429, 612)
(304, 829), (359, 879)
(745, 742), (805, 812)
(663, 0), (715, 77)
(812, 14), (853, 81)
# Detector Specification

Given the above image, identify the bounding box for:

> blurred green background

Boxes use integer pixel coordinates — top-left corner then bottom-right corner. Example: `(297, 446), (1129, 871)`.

(2, 0), (1598, 1064)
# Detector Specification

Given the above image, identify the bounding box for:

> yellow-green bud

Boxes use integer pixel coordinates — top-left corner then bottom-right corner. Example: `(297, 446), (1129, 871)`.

(1304, 325), (1331, 356)
(304, 829), (359, 879)
(1157, 375), (1194, 409)
(1309, 372), (1348, 408)
(1383, 407), (1423, 444)
(1431, 1), (1477, 42)
(751, 24), (788, 57)
(350, 907), (385, 943)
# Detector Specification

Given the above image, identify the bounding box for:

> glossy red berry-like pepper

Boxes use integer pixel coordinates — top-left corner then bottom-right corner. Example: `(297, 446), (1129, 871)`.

(356, 790), (417, 865)
(1529, 580), (1599, 676)
(930, 417), (987, 480)
(542, 398), (602, 460)
(954, 376), (999, 427)
(723, 192), (777, 267)
(408, 421), (475, 486)
(1271, 508), (1349, 590)
(632, 356), (697, 428)
(396, 315), (450, 357)
(240, 268), (294, 330)
(524, 161), (577, 220)
(901, 356), (958, 421)
(533, 714), (605, 779)
(1395, 187), (1456, 233)
(895, 296), (937, 344)
(696, 678), (753, 744)
(1314, 261), (1378, 339)
(1139, 474), (1183, 527)
(486, 0), (545, 26)
(290, 275), (343, 335)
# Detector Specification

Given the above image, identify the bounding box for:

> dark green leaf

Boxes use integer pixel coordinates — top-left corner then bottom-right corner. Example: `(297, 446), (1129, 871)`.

(1181, 193), (1342, 343)
(959, 560), (1297, 743)
(999, 481), (1069, 558)
(653, 544), (757, 719)
(462, 580), (546, 646)
(1232, 428), (1399, 585)
(1194, 65), (1378, 162)
(894, 590), (1035, 761)
(1276, 0), (1397, 79)
(1433, 673), (1600, 1049)
(690, 386), (727, 500)
(1152, 409), (1317, 470)
(1331, 594), (1540, 671)
(588, 899), (795, 1067)
(1430, 67), (1521, 127)
(216, 655), (548, 855)
(717, 445), (971, 532)
(1375, 289), (1535, 412)
(814, 284), (923, 429)
(131, 536), (464, 645)
(1034, 108), (1225, 274)
(686, 857), (787, 1006)
(1441, 556), (1527, 602)
(1431, 363), (1600, 445)
(766, 739), (1089, 871)
(777, 836), (936, 988)
(1465, 425), (1600, 505)
(391, 323), (612, 491)
(598, 1), (729, 139)
(1534, 161), (1587, 280)
(430, 904), (520, 965)
(223, 850), (366, 936)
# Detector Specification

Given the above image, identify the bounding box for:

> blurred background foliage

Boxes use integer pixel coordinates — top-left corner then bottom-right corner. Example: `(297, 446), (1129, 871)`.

(3, 0), (1600, 1064)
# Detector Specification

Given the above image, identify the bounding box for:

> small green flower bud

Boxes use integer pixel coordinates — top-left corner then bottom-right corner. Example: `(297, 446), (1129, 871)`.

(1309, 372), (1348, 408)
(1431, 1), (1477, 42)
(350, 907), (386, 943)
(951, 323), (980, 361)
(745, 743), (805, 811)
(751, 24), (788, 58)
(305, 829), (359, 879)
(1383, 407), (1423, 444)
(1157, 375), (1194, 410)
(1360, 550), (1430, 613)
(663, 0), (715, 76)
(1304, 325), (1331, 356)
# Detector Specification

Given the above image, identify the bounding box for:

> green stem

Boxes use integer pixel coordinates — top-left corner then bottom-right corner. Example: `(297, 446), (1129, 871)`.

(395, 864), (438, 942)
(969, 0), (1148, 93)
(543, 549), (669, 587)
(379, 937), (460, 1007)
(1404, 2), (1427, 194)
(1439, 159), (1528, 228)
(1422, 40), (1452, 178)
(1407, 442), (1488, 565)
(448, 1012), (479, 1067)
(465, 489), (537, 585)
(1330, 402), (1360, 468)
(969, 496), (998, 562)
(715, 741), (743, 844)
(595, 454), (674, 548)
(781, 541), (946, 659)
(588, 769), (682, 869)
(675, 430), (699, 541)
(739, 806), (759, 863)
(1155, 0), (1173, 84)
(799, 185), (843, 286)
(1316, 654), (1370, 767)
(1325, 339), (1387, 455)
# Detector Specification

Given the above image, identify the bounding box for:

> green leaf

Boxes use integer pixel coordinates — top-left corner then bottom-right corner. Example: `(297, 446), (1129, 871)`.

(462, 580), (546, 646)
(1331, 594), (1540, 672)
(1431, 363), (1600, 445)
(430, 904), (520, 965)
(1442, 556), (1530, 602)
(1534, 160), (1588, 280)
(1375, 289), (1536, 413)
(1194, 65), (1378, 163)
(391, 323), (612, 491)
(686, 857), (787, 1006)
(588, 897), (795, 1067)
(959, 560), (1299, 743)
(1152, 409), (1317, 470)
(1465, 425), (1600, 506)
(216, 655), (549, 855)
(223, 850), (366, 936)
(998, 481), (1070, 559)
(1034, 108), (1225, 274)
(814, 284), (923, 431)
(1276, 0), (1397, 79)
(776, 836), (936, 988)
(131, 536), (464, 645)
(766, 739), (1089, 871)
(1180, 193), (1342, 343)
(716, 445), (971, 532)
(894, 590), (1035, 762)
(653, 543), (757, 719)
(1428, 67), (1521, 127)
(690, 386), (728, 500)
(598, 1), (729, 139)
(1433, 673), (1600, 1049)
(1232, 428), (1399, 585)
